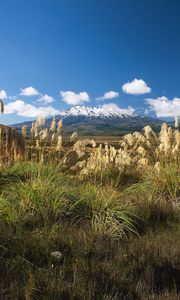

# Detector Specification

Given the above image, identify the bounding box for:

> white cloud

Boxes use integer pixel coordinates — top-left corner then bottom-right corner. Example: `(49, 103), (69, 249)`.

(0, 90), (8, 100)
(37, 94), (54, 104)
(20, 86), (40, 96)
(122, 78), (151, 95)
(96, 90), (119, 101)
(146, 96), (180, 117)
(60, 91), (90, 105)
(100, 103), (135, 116)
(4, 100), (60, 118)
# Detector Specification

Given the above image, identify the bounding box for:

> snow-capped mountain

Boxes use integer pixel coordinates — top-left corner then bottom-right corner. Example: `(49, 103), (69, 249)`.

(13, 105), (162, 136)
(61, 104), (135, 119)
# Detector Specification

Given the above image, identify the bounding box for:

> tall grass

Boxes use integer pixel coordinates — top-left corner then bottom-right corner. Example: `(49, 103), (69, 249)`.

(0, 121), (180, 298)
(0, 125), (25, 167)
(0, 162), (138, 238)
(122, 162), (180, 232)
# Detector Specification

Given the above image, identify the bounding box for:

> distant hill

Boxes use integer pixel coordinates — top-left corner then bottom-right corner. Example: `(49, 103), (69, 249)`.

(13, 105), (164, 136)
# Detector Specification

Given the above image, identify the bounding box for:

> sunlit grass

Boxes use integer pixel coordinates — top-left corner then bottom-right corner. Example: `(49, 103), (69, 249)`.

(0, 120), (180, 298)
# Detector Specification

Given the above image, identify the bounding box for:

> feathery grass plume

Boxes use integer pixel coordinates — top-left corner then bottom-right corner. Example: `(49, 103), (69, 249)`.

(122, 133), (135, 148)
(73, 139), (96, 158)
(158, 123), (173, 155)
(174, 129), (180, 146)
(34, 121), (39, 137)
(56, 135), (62, 151)
(57, 119), (63, 134)
(109, 146), (116, 162)
(70, 131), (78, 142)
(77, 140), (134, 179)
(21, 125), (27, 138)
(78, 143), (112, 178)
(37, 116), (45, 127)
(115, 149), (132, 168)
(175, 116), (179, 129)
(0, 98), (4, 114)
(30, 122), (35, 135)
(132, 131), (146, 144)
(172, 130), (180, 155)
(50, 116), (56, 132)
(172, 130), (180, 154)
(136, 146), (147, 158)
(143, 125), (157, 148)
(120, 131), (146, 154)
(39, 128), (49, 140)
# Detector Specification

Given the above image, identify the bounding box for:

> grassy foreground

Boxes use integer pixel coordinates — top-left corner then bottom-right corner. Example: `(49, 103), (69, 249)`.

(0, 162), (179, 300)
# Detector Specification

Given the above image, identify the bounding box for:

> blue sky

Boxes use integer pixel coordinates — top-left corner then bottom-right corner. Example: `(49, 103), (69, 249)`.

(0, 0), (180, 124)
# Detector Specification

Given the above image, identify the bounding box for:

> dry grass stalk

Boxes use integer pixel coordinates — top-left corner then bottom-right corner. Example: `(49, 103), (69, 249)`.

(175, 116), (179, 129)
(56, 135), (62, 150)
(39, 128), (49, 141)
(50, 116), (56, 133)
(0, 125), (25, 167)
(57, 119), (63, 134)
(70, 131), (78, 142)
(22, 125), (27, 138)
(31, 122), (35, 136)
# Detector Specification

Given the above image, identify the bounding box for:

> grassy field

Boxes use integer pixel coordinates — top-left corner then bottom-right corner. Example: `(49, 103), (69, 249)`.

(0, 121), (180, 299)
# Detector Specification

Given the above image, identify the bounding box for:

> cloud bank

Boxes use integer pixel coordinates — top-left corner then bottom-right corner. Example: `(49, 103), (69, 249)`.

(60, 91), (90, 105)
(100, 103), (135, 116)
(146, 96), (180, 118)
(4, 100), (60, 118)
(122, 78), (151, 95)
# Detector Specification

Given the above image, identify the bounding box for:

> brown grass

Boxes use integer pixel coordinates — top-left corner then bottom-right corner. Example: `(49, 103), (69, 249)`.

(0, 125), (25, 167)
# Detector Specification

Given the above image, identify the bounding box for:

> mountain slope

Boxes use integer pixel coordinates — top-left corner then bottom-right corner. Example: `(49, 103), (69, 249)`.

(13, 105), (163, 136)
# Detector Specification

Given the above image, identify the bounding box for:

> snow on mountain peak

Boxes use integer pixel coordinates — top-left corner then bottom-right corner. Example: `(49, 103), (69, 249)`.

(62, 104), (135, 118)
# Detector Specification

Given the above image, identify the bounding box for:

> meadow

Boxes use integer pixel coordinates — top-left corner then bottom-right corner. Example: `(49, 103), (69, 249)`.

(0, 117), (180, 299)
